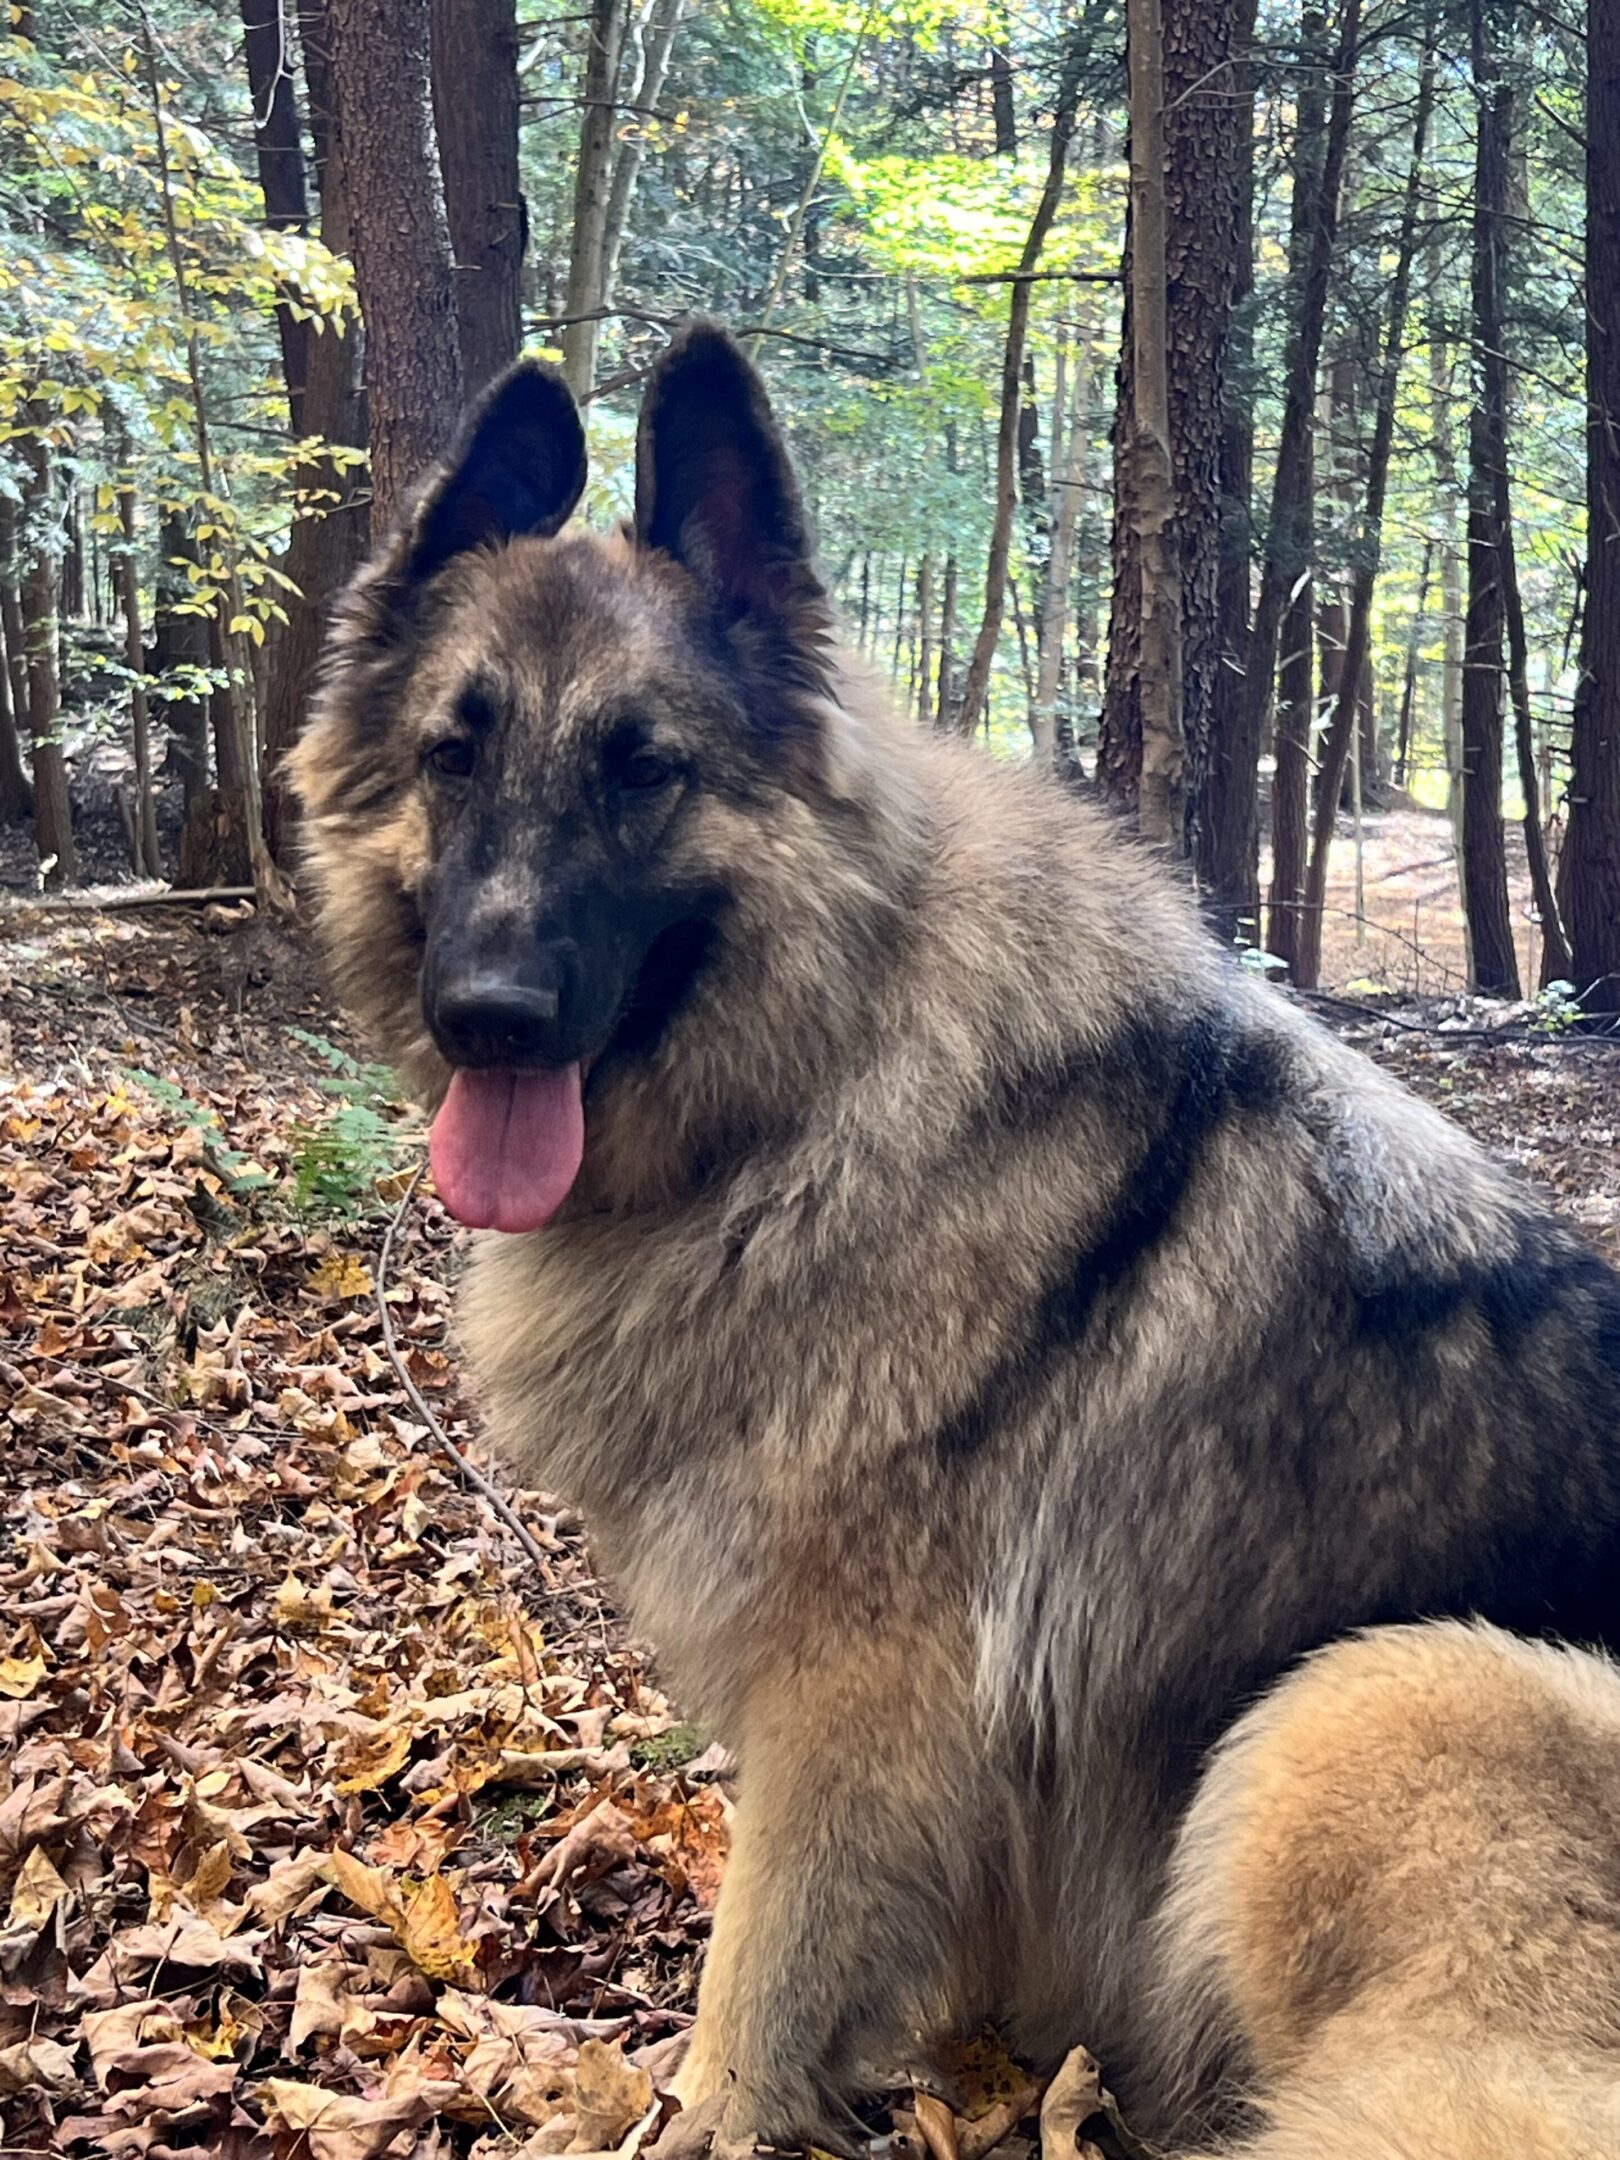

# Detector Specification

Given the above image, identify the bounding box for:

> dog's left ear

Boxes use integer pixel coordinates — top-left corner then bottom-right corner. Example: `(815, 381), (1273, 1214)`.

(634, 324), (822, 622)
(405, 360), (587, 582)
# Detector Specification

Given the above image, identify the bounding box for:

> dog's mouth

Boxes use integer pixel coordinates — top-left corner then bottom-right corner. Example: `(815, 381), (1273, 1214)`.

(427, 912), (721, 1234)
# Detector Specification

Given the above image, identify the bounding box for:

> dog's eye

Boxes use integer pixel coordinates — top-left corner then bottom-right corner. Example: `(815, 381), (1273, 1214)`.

(423, 737), (475, 781)
(618, 745), (679, 792)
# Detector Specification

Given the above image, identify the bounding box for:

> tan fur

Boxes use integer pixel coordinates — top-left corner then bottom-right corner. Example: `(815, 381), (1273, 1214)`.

(291, 333), (1620, 2148)
(1160, 1622), (1620, 2158)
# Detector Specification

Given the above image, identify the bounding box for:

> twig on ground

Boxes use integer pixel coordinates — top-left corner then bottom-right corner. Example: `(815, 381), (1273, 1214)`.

(375, 1164), (553, 1576)
(1293, 988), (1620, 1044)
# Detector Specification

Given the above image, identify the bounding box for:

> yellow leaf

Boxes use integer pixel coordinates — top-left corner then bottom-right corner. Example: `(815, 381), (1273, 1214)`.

(8, 1844), (69, 1929)
(332, 1722), (414, 1796)
(0, 1649), (46, 1700)
(397, 1872), (479, 1983)
(321, 1847), (404, 1928)
(308, 1251), (374, 1301)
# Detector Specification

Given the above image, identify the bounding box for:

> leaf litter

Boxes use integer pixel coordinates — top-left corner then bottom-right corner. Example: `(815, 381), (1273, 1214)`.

(3, 898), (1617, 2160)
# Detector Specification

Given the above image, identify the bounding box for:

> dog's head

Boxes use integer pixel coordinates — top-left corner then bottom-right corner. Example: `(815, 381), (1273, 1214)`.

(292, 325), (908, 1226)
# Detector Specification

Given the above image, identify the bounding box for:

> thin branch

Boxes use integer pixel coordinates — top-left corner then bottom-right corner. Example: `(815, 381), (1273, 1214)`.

(375, 1165), (553, 1577)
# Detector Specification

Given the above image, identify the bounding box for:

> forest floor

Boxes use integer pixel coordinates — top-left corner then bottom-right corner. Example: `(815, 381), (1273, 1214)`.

(1, 890), (1616, 2160)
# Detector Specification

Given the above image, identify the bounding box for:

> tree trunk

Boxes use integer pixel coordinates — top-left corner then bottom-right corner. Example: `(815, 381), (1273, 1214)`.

(240, 0), (312, 434)
(1556, 0), (1620, 1011)
(20, 429), (75, 888)
(432, 0), (524, 397)
(936, 554), (958, 731)
(1195, 32), (1256, 917)
(955, 33), (1086, 739)
(328, 0), (464, 526)
(1426, 251), (1469, 963)
(1121, 0), (1183, 844)
(916, 556), (934, 728)
(1219, 0), (1360, 932)
(0, 502), (35, 824)
(112, 423), (164, 878)
(1458, 0), (1521, 997)
(559, 0), (628, 398)
(600, 0), (685, 315)
(1294, 39), (1433, 989)
(262, 0), (369, 866)
(154, 510), (211, 814)
(1394, 536), (1432, 787)
(0, 607), (33, 825)
(1497, 470), (1571, 980)
(1266, 517), (1314, 974)
(1101, 0), (1255, 857)
(1034, 327), (1092, 769)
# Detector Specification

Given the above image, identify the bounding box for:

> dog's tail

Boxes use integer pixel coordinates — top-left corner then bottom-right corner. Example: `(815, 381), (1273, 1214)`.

(1148, 1619), (1620, 2159)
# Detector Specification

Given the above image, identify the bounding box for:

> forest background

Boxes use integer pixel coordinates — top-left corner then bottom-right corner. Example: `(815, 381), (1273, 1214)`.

(1, 0), (1617, 1010)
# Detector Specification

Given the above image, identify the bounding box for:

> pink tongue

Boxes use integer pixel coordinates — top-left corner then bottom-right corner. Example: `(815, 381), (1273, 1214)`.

(429, 1065), (585, 1232)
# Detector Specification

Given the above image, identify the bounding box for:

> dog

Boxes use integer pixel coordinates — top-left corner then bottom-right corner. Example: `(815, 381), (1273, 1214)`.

(1156, 1620), (1620, 2159)
(290, 322), (1620, 2148)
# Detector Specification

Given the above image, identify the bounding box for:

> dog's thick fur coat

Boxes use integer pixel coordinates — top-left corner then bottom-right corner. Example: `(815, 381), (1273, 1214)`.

(292, 327), (1620, 2146)
(1159, 1622), (1620, 2158)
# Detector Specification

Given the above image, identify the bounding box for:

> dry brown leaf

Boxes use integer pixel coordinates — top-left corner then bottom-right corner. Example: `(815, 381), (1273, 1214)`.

(260, 2075), (455, 2160)
(7, 1840), (71, 1928)
(571, 2036), (655, 2152)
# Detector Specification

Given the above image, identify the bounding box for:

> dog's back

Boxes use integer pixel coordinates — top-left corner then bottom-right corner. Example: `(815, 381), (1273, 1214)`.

(1157, 1621), (1620, 2158)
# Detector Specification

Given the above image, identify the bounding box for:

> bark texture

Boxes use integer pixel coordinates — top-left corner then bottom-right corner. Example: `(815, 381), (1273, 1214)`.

(240, 0), (312, 433)
(263, 0), (370, 864)
(327, 0), (464, 527)
(20, 430), (74, 888)
(432, 0), (524, 396)
(559, 0), (628, 398)
(1459, 0), (1521, 997)
(1557, 0), (1620, 1011)
(1098, 0), (1256, 846)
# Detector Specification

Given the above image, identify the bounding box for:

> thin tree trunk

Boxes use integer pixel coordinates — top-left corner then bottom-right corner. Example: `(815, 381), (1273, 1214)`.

(1224, 0), (1361, 930)
(20, 428), (75, 888)
(240, 0), (312, 434)
(432, 0), (524, 396)
(1266, 525), (1314, 973)
(0, 603), (33, 825)
(1034, 329), (1091, 768)
(1394, 536), (1432, 787)
(328, 0), (464, 523)
(1458, 0), (1521, 997)
(0, 503), (35, 824)
(1426, 252), (1469, 964)
(600, 0), (685, 313)
(956, 32), (1086, 738)
(1294, 35), (1432, 990)
(1196, 27), (1256, 914)
(1122, 0), (1183, 844)
(916, 556), (934, 728)
(1497, 473), (1571, 979)
(154, 511), (210, 815)
(936, 554), (958, 731)
(140, 3), (280, 902)
(559, 0), (628, 397)
(262, 0), (369, 866)
(1557, 0), (1620, 1011)
(112, 422), (163, 877)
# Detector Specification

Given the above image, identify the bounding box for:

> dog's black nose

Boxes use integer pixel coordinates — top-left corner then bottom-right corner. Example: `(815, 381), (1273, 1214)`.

(431, 963), (571, 1068)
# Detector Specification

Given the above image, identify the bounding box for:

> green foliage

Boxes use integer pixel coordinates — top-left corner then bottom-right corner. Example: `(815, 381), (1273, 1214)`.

(285, 1030), (418, 1224)
(122, 1068), (273, 1196)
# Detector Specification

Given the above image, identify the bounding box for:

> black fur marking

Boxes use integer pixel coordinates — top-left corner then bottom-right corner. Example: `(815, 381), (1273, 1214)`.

(1354, 1212), (1620, 1363)
(934, 1011), (1289, 1461)
(590, 904), (727, 1085)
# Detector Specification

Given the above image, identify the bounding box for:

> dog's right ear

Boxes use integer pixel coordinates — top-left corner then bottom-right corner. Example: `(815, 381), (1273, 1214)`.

(402, 361), (587, 583)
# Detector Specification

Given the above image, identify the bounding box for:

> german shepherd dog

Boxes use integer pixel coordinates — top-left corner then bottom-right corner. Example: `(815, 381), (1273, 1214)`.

(291, 325), (1620, 2148)
(1158, 1621), (1620, 2159)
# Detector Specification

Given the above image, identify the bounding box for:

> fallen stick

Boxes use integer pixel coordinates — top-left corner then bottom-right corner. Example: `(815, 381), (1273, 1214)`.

(23, 885), (259, 909)
(375, 1162), (553, 1577)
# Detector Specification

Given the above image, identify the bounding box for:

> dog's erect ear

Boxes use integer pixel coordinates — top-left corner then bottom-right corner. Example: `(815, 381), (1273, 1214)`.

(634, 324), (820, 620)
(405, 361), (587, 582)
